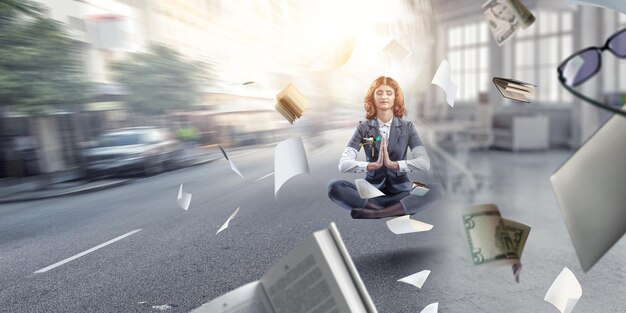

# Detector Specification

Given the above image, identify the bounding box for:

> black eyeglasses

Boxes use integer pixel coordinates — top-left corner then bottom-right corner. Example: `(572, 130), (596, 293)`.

(557, 27), (626, 117)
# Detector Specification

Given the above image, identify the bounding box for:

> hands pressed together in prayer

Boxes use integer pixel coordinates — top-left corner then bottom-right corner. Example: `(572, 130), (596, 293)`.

(366, 139), (400, 172)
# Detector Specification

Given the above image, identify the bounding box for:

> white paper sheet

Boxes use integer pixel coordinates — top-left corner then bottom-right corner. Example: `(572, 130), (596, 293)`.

(567, 0), (626, 15)
(398, 270), (431, 289)
(431, 60), (457, 107)
(217, 207), (240, 235)
(229, 160), (244, 178)
(420, 302), (438, 313)
(274, 137), (310, 199)
(355, 179), (385, 199)
(177, 184), (191, 211)
(386, 215), (433, 234)
(410, 186), (429, 197)
(219, 145), (244, 178)
(382, 39), (411, 63)
(544, 267), (582, 313)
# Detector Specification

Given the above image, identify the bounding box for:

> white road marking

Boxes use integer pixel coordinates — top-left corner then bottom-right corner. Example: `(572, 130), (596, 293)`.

(255, 172), (274, 182)
(34, 229), (142, 274)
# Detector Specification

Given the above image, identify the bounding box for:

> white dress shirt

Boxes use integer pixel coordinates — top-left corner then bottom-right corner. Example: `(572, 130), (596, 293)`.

(338, 119), (431, 173)
(378, 118), (392, 141)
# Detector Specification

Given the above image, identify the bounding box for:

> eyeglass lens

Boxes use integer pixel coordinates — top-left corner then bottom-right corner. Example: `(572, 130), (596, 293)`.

(560, 29), (626, 87)
(559, 49), (600, 87)
(607, 29), (626, 57)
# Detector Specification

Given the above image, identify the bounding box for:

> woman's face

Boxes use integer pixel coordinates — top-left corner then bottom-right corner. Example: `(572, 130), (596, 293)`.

(374, 84), (395, 112)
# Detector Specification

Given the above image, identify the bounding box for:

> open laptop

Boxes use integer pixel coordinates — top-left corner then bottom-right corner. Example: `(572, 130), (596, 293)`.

(551, 114), (626, 272)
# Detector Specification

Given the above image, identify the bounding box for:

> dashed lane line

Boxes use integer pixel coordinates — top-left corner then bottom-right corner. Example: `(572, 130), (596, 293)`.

(33, 229), (142, 274)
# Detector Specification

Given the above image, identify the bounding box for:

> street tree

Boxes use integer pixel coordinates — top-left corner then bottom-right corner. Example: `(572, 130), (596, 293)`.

(0, 0), (44, 21)
(112, 45), (209, 115)
(0, 1), (89, 115)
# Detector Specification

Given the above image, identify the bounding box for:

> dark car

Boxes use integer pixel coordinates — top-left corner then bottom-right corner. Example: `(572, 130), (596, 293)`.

(83, 127), (182, 177)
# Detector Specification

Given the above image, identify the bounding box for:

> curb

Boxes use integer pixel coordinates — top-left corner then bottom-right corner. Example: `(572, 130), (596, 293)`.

(0, 140), (299, 204)
(0, 156), (222, 204)
(179, 156), (221, 167)
(0, 179), (132, 204)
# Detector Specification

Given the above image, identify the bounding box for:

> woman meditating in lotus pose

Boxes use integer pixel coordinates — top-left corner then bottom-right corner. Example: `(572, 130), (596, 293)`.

(328, 76), (443, 219)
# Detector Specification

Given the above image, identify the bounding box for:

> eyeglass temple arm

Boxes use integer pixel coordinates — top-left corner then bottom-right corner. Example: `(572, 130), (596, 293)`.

(559, 77), (626, 117)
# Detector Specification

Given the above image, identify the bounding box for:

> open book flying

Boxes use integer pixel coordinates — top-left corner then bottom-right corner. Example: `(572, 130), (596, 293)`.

(493, 77), (536, 103)
(191, 223), (377, 313)
(275, 83), (308, 124)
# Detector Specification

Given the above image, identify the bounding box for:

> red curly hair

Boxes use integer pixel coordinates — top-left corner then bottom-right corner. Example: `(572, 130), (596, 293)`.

(363, 76), (405, 120)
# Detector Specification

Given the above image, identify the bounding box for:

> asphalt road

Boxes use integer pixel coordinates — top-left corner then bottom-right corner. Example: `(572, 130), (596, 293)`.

(1, 128), (625, 312)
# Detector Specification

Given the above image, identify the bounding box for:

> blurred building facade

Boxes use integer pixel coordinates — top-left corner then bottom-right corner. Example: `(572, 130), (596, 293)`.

(1, 0), (145, 179)
(1, 0), (438, 180)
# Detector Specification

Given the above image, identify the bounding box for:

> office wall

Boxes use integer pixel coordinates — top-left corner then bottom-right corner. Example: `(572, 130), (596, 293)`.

(434, 0), (615, 148)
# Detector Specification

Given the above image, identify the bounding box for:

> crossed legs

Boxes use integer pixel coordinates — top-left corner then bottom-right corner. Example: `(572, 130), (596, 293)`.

(327, 179), (444, 219)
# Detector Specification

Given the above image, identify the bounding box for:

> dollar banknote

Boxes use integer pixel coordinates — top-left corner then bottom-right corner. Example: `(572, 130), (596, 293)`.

(483, 0), (536, 46)
(462, 204), (531, 282)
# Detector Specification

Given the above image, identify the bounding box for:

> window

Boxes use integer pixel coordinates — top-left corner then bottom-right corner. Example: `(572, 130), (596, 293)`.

(514, 11), (574, 104)
(446, 22), (490, 102)
(603, 12), (626, 93)
(68, 16), (85, 32)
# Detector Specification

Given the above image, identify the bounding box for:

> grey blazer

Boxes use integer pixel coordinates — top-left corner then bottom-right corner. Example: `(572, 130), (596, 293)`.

(347, 117), (425, 194)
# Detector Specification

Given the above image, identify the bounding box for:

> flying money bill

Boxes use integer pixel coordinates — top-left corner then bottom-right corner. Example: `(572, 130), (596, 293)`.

(462, 204), (531, 282)
(483, 0), (535, 46)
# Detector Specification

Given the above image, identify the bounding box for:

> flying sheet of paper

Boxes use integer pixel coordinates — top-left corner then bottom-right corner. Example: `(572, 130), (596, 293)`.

(218, 145), (229, 160)
(420, 302), (438, 313)
(217, 207), (240, 235)
(274, 137), (310, 199)
(567, 0), (626, 15)
(544, 267), (582, 313)
(219, 145), (244, 178)
(355, 178), (385, 199)
(386, 215), (433, 234)
(431, 60), (457, 107)
(229, 160), (244, 178)
(177, 184), (191, 211)
(382, 39), (411, 63)
(398, 270), (431, 289)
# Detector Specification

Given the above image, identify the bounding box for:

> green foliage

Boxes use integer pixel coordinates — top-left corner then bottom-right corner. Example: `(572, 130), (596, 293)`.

(112, 45), (208, 115)
(0, 2), (89, 115)
(0, 0), (44, 20)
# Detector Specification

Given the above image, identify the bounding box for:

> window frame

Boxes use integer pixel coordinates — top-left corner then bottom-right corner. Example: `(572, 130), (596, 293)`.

(446, 21), (490, 104)
(602, 12), (626, 93)
(512, 10), (576, 106)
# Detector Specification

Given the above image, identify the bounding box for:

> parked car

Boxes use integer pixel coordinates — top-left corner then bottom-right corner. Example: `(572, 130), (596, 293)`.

(83, 127), (182, 177)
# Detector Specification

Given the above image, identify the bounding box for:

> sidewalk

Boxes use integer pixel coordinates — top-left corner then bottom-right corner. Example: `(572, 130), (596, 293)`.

(0, 146), (223, 204)
(0, 134), (328, 204)
(0, 179), (132, 204)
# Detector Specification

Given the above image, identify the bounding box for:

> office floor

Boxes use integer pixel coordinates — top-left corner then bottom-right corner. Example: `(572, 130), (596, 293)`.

(380, 147), (626, 312)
